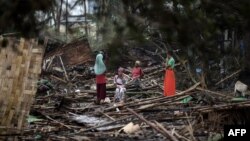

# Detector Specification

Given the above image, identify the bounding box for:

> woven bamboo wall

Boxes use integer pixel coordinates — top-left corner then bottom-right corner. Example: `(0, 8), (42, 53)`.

(0, 38), (44, 134)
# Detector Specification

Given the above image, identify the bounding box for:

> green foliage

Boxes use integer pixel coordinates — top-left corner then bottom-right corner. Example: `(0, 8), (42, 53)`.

(106, 39), (126, 70)
(93, 0), (250, 79)
(0, 0), (55, 37)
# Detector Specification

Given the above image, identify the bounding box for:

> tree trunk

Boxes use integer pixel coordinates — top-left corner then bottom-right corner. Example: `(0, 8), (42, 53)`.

(243, 33), (250, 71)
(51, 8), (57, 29)
(66, 0), (68, 42)
(83, 0), (88, 36)
(56, 0), (63, 33)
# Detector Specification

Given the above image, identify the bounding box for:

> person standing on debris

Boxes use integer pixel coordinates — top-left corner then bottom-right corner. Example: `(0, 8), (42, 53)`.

(131, 60), (144, 89)
(114, 67), (129, 104)
(163, 50), (176, 96)
(94, 51), (107, 104)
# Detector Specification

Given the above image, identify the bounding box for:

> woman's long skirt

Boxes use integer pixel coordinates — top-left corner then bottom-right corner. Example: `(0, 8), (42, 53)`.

(164, 69), (176, 96)
(97, 83), (106, 100)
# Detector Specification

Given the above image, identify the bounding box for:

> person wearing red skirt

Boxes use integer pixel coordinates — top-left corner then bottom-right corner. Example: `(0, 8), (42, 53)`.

(164, 51), (176, 96)
(96, 74), (106, 104)
(94, 51), (107, 104)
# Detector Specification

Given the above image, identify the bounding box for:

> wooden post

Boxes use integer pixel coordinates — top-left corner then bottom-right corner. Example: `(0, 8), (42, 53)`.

(58, 55), (69, 81)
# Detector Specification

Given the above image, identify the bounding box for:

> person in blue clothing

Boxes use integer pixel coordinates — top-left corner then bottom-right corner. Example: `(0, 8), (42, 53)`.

(94, 51), (107, 104)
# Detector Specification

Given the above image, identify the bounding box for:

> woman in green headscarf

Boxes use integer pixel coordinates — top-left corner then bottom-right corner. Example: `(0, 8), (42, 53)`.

(94, 51), (107, 104)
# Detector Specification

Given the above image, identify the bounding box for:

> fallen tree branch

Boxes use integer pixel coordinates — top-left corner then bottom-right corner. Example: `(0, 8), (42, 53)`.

(153, 121), (185, 141)
(196, 101), (250, 113)
(172, 128), (191, 141)
(59, 55), (69, 81)
(50, 75), (67, 83)
(104, 82), (200, 112)
(127, 108), (178, 141)
(99, 111), (116, 121)
(79, 90), (162, 95)
(177, 82), (200, 95)
(196, 87), (234, 99)
(45, 115), (71, 129)
(215, 69), (241, 85)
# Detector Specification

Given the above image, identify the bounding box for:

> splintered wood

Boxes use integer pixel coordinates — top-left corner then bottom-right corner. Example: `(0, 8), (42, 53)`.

(0, 38), (44, 134)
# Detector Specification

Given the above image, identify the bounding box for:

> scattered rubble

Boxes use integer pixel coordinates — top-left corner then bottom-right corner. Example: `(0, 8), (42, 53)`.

(12, 38), (249, 141)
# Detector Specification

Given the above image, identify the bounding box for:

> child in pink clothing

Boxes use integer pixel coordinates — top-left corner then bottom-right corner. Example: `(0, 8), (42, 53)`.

(131, 61), (144, 89)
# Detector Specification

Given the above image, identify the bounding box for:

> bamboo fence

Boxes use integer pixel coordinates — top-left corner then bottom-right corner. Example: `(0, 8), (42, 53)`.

(0, 38), (44, 135)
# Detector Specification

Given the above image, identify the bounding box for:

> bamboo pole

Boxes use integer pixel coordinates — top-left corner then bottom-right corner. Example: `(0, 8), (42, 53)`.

(99, 111), (116, 121)
(215, 69), (241, 85)
(104, 82), (200, 112)
(196, 87), (234, 99)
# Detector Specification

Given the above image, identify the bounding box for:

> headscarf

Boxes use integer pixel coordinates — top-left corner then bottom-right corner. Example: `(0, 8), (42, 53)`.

(135, 60), (141, 66)
(94, 53), (106, 75)
(118, 67), (124, 72)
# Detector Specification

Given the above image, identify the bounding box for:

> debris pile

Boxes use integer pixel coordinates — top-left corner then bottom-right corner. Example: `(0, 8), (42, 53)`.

(10, 38), (249, 141)
(23, 81), (250, 141)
